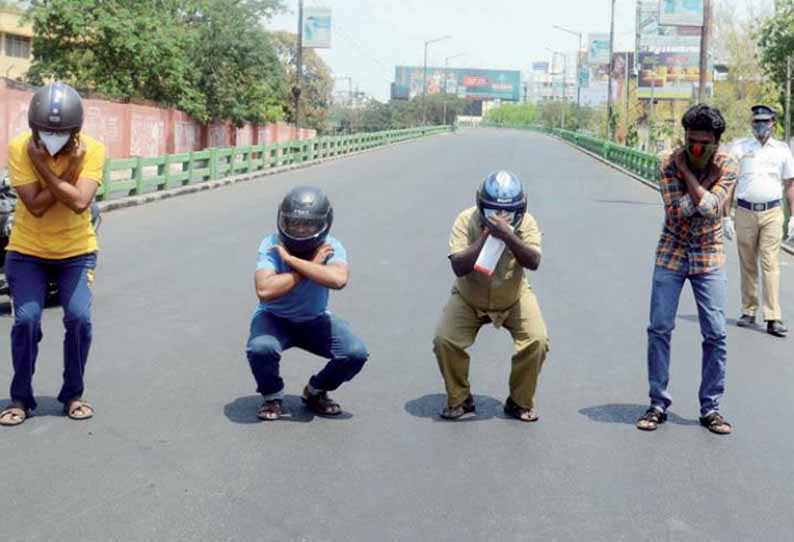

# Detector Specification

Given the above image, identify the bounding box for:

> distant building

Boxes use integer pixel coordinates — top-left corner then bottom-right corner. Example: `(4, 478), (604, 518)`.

(0, 5), (33, 80)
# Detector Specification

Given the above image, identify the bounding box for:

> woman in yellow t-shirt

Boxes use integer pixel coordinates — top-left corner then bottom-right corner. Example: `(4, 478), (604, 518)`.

(0, 82), (105, 427)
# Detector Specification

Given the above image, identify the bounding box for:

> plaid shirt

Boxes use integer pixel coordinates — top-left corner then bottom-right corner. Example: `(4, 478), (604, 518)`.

(655, 152), (738, 275)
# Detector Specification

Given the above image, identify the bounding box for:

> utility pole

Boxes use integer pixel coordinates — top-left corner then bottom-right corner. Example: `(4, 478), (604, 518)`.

(787, 56), (792, 145)
(553, 25), (583, 128)
(547, 48), (567, 129)
(294, 0), (304, 130)
(422, 35), (451, 125)
(625, 53), (630, 142)
(443, 52), (465, 125)
(607, 0), (616, 140)
(698, 0), (711, 103)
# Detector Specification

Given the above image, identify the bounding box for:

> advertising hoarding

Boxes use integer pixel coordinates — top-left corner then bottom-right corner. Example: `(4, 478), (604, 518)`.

(659, 0), (704, 27)
(638, 0), (700, 52)
(532, 62), (549, 73)
(303, 7), (332, 48)
(612, 52), (635, 79)
(636, 51), (708, 99)
(393, 66), (521, 101)
(588, 33), (611, 65)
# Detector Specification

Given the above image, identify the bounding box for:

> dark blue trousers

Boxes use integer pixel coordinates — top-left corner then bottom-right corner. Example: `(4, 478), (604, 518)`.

(5, 251), (96, 410)
(246, 311), (369, 399)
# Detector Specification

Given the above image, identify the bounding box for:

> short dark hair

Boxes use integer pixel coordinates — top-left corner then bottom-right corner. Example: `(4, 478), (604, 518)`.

(681, 104), (726, 141)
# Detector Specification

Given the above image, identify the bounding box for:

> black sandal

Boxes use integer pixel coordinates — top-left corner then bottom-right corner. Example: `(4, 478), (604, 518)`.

(257, 399), (284, 421)
(440, 395), (476, 420)
(302, 386), (342, 416)
(503, 397), (538, 422)
(636, 407), (667, 431)
(699, 411), (732, 435)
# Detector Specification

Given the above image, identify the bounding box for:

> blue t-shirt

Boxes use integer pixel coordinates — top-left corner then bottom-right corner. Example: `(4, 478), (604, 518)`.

(254, 233), (348, 322)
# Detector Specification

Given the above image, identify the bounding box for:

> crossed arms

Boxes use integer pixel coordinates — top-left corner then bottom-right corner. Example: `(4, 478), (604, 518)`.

(15, 138), (98, 217)
(255, 243), (349, 302)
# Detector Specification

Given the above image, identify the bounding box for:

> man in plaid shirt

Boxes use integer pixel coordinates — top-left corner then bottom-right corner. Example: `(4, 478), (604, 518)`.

(636, 104), (737, 435)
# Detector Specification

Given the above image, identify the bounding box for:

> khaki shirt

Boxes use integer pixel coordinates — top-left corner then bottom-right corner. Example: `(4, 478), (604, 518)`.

(448, 207), (542, 315)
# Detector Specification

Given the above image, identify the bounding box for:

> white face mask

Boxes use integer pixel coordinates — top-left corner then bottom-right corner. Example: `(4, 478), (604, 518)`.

(38, 131), (71, 156)
(484, 208), (515, 224)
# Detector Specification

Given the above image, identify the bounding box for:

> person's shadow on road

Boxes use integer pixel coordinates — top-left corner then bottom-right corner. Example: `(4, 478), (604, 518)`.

(579, 403), (698, 426)
(404, 393), (507, 422)
(224, 394), (353, 424)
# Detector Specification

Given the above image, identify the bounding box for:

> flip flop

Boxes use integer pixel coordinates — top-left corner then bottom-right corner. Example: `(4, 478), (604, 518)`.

(64, 399), (94, 421)
(0, 404), (30, 427)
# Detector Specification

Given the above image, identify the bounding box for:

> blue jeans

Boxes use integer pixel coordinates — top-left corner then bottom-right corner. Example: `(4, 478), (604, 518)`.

(5, 251), (97, 410)
(647, 265), (727, 416)
(246, 311), (369, 400)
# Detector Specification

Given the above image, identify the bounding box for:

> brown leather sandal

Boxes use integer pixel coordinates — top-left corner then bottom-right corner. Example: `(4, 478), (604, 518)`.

(503, 397), (538, 422)
(257, 399), (284, 421)
(636, 407), (667, 431)
(440, 395), (476, 420)
(302, 386), (342, 416)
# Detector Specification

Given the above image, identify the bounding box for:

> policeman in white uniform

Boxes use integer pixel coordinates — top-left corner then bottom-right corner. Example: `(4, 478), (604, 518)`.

(725, 105), (794, 337)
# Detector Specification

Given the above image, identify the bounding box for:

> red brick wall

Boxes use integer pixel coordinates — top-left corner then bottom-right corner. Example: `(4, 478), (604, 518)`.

(0, 80), (316, 165)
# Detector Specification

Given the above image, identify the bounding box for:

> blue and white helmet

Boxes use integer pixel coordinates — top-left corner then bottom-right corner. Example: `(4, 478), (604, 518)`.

(476, 170), (527, 227)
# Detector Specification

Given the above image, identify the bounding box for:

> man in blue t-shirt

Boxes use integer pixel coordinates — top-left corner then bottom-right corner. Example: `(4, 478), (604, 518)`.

(247, 186), (368, 420)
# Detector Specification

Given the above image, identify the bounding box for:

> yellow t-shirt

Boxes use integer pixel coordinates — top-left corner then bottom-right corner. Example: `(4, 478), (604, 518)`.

(7, 132), (105, 259)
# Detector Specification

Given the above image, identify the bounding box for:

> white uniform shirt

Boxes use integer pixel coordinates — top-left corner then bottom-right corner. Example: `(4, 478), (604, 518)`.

(730, 137), (794, 203)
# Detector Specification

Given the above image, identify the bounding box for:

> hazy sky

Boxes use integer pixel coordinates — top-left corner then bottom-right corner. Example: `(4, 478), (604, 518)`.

(266, 0), (773, 102)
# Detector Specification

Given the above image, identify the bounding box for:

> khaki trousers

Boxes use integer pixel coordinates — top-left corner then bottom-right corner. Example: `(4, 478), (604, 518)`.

(735, 206), (784, 321)
(432, 287), (549, 409)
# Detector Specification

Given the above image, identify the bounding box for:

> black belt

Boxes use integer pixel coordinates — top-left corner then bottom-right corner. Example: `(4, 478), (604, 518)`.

(737, 199), (781, 212)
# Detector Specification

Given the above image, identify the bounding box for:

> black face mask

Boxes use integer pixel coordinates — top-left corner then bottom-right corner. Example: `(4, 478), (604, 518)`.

(752, 121), (773, 142)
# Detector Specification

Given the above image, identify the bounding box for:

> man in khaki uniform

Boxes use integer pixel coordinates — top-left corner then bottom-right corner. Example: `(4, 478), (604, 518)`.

(433, 171), (549, 422)
(726, 105), (794, 337)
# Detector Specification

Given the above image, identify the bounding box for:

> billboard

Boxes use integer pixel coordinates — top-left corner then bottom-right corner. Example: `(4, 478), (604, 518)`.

(612, 52), (635, 79)
(659, 0), (704, 27)
(636, 52), (709, 99)
(532, 62), (549, 73)
(638, 0), (700, 52)
(588, 34), (610, 65)
(303, 7), (332, 48)
(393, 66), (521, 101)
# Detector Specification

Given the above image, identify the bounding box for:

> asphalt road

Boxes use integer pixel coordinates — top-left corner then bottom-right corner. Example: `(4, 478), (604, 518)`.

(2, 128), (793, 542)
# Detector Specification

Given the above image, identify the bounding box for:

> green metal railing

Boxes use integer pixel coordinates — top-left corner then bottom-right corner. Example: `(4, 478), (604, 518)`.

(481, 122), (661, 184)
(96, 125), (452, 201)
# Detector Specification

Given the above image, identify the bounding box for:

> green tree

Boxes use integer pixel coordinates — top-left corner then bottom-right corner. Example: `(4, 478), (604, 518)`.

(185, 0), (287, 125)
(716, 0), (778, 142)
(270, 30), (333, 132)
(483, 103), (537, 125)
(26, 0), (287, 125)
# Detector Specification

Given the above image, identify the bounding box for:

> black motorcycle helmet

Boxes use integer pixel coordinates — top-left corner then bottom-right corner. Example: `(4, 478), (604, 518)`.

(28, 82), (84, 153)
(277, 186), (333, 257)
(476, 170), (527, 228)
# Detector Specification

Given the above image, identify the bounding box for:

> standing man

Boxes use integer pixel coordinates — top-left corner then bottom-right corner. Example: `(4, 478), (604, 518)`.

(0, 82), (105, 427)
(433, 171), (549, 422)
(725, 105), (794, 337)
(636, 104), (737, 435)
(246, 186), (368, 420)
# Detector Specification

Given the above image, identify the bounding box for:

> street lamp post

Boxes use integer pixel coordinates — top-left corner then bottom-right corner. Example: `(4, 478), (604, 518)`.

(553, 24), (583, 127)
(443, 52), (466, 125)
(423, 35), (452, 125)
(547, 48), (567, 130)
